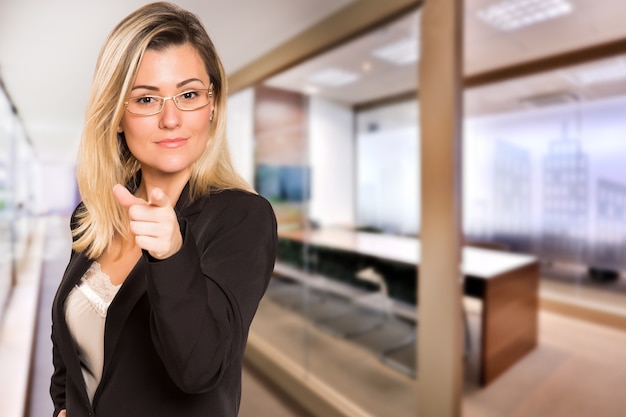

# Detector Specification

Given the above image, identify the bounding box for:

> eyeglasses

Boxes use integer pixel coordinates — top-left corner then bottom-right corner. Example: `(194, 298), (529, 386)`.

(124, 88), (213, 116)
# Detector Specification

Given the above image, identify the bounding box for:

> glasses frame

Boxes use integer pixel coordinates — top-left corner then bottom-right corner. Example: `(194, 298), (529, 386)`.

(124, 87), (214, 116)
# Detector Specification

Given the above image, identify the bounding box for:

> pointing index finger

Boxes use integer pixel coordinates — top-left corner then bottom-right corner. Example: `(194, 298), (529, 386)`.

(113, 184), (148, 209)
(148, 187), (171, 208)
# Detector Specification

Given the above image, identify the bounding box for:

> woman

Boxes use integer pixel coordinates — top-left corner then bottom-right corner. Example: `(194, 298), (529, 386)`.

(50, 3), (277, 416)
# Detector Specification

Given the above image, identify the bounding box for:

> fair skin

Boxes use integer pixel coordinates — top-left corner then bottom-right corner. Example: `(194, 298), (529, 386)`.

(100, 43), (214, 284)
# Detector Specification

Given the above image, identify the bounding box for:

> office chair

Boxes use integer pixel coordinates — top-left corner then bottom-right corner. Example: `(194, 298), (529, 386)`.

(267, 250), (358, 322)
(379, 295), (473, 379)
(315, 267), (417, 350)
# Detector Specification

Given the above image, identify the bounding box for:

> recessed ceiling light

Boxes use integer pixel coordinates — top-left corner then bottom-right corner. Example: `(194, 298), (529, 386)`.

(371, 37), (418, 66)
(303, 85), (320, 95)
(565, 58), (626, 86)
(519, 91), (579, 108)
(308, 68), (360, 87)
(477, 0), (573, 32)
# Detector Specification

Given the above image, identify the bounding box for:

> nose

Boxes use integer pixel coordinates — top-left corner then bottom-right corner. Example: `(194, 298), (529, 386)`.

(159, 97), (182, 129)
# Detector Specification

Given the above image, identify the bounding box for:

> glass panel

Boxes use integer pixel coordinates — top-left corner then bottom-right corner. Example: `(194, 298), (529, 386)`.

(0, 88), (15, 323)
(250, 10), (421, 417)
(356, 100), (419, 235)
(0, 83), (37, 326)
(249, 84), (312, 373)
(465, 57), (626, 311)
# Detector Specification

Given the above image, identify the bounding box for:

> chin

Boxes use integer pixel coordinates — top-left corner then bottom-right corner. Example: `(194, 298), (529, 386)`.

(142, 159), (194, 175)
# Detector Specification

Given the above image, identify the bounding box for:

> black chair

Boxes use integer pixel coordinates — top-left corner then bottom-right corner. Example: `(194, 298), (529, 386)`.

(378, 298), (473, 379)
(266, 274), (344, 318)
(314, 267), (395, 337)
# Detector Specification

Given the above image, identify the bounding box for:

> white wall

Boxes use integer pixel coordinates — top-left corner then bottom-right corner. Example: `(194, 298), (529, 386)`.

(356, 100), (420, 235)
(227, 88), (255, 186)
(308, 96), (355, 228)
(32, 157), (77, 215)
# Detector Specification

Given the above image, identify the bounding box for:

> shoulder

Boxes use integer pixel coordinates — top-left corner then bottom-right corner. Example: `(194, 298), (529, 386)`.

(206, 189), (274, 216)
(190, 189), (276, 247)
(192, 188), (276, 230)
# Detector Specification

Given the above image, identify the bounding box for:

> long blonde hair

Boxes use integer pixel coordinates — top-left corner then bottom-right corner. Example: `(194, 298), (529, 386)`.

(73, 2), (253, 259)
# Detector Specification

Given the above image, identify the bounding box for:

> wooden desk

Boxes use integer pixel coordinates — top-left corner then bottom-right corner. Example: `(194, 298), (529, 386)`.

(277, 228), (539, 385)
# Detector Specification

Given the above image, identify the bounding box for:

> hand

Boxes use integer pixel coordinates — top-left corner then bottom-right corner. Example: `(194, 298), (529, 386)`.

(58, 410), (66, 417)
(113, 184), (183, 260)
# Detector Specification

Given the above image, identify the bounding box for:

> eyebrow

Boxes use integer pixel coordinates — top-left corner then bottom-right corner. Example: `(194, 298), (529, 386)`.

(131, 78), (207, 92)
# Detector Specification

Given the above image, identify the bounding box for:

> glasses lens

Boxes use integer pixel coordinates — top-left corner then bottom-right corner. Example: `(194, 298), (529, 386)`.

(126, 96), (163, 115)
(126, 89), (211, 115)
(175, 90), (211, 111)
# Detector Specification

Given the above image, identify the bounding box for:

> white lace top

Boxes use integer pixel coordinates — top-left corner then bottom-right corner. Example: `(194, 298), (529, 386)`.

(65, 262), (121, 403)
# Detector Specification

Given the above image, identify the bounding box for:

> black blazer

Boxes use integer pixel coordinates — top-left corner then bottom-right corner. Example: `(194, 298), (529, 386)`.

(50, 187), (277, 417)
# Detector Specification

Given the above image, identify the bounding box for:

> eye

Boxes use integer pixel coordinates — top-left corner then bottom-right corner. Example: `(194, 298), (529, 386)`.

(179, 90), (199, 101)
(133, 96), (158, 105)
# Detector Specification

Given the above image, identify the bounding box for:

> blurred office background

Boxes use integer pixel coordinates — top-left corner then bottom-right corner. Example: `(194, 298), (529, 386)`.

(2, 1), (626, 417)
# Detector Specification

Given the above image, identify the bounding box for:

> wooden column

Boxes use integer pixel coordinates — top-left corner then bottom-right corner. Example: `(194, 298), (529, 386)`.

(417, 0), (464, 416)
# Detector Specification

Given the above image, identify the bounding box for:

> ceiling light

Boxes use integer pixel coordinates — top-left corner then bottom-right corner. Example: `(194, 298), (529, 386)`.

(565, 58), (626, 86)
(519, 91), (579, 108)
(308, 68), (360, 87)
(477, 0), (573, 32)
(362, 61), (372, 72)
(303, 85), (320, 95)
(371, 37), (418, 66)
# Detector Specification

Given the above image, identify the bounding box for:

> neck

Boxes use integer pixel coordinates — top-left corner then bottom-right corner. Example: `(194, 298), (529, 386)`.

(137, 168), (191, 206)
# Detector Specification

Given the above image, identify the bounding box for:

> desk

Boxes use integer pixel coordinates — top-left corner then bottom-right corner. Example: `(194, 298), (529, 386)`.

(276, 228), (539, 385)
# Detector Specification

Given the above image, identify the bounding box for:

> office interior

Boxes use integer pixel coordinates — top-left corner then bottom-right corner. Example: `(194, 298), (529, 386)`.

(2, 1), (626, 416)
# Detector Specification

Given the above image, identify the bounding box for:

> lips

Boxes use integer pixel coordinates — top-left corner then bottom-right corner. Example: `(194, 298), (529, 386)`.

(156, 137), (188, 148)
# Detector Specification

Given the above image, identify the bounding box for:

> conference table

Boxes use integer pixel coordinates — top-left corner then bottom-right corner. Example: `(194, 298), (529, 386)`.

(276, 228), (539, 386)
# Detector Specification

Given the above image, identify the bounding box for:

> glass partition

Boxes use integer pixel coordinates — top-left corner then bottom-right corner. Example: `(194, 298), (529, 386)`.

(250, 83), (312, 372)
(231, 1), (626, 416)
(464, 57), (626, 303)
(243, 9), (421, 417)
(351, 54), (626, 309)
(0, 84), (35, 324)
(356, 100), (419, 236)
(0, 87), (13, 323)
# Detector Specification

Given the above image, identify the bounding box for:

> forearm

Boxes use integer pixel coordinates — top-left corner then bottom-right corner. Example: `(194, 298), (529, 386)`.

(144, 194), (277, 394)
(144, 223), (237, 393)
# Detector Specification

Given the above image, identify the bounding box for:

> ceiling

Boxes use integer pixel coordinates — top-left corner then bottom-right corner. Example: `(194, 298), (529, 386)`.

(265, 0), (626, 114)
(2, 0), (626, 161)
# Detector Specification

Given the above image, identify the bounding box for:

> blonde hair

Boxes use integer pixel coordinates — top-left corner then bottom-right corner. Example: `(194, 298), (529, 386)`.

(73, 2), (253, 259)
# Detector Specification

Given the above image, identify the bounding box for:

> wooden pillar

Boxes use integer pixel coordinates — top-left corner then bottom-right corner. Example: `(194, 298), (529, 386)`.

(417, 0), (464, 416)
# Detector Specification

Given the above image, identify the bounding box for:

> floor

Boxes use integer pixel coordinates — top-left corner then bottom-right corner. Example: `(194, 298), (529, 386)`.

(20, 216), (626, 417)
(541, 277), (626, 318)
(462, 300), (626, 417)
(251, 282), (626, 417)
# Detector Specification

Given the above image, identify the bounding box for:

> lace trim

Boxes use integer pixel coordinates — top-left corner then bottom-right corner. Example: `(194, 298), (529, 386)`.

(76, 262), (121, 318)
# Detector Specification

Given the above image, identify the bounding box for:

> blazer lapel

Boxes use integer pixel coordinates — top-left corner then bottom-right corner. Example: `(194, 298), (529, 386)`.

(101, 258), (147, 373)
(174, 182), (207, 219)
(53, 252), (92, 406)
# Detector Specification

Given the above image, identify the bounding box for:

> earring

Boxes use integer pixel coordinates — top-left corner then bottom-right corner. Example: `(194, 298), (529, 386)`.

(117, 126), (123, 133)
(210, 111), (214, 122)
